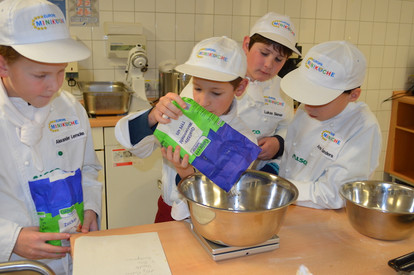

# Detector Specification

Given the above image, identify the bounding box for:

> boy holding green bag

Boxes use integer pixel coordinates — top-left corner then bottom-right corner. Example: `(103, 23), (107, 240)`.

(115, 36), (259, 223)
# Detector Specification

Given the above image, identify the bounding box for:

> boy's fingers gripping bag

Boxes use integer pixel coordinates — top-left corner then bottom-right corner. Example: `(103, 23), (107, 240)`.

(154, 97), (261, 192)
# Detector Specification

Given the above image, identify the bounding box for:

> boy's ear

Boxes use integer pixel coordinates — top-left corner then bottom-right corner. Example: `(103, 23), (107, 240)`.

(0, 55), (9, 77)
(349, 88), (361, 102)
(234, 78), (249, 97)
(242, 36), (250, 54)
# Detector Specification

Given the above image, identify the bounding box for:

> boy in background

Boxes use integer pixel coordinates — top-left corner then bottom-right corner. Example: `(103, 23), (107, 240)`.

(0, 0), (102, 274)
(237, 12), (301, 175)
(115, 36), (255, 222)
(279, 40), (381, 209)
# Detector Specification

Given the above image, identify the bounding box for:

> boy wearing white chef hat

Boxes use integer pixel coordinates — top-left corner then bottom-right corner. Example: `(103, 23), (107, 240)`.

(115, 36), (257, 222)
(236, 12), (301, 175)
(0, 0), (101, 274)
(279, 40), (381, 209)
(181, 12), (301, 176)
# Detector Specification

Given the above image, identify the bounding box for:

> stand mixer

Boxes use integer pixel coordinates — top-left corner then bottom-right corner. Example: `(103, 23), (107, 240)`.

(124, 44), (152, 113)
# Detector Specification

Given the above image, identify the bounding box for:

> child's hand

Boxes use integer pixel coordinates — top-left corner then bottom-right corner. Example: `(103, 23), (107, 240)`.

(257, 136), (279, 160)
(148, 93), (187, 126)
(13, 227), (71, 260)
(81, 209), (99, 233)
(161, 145), (194, 179)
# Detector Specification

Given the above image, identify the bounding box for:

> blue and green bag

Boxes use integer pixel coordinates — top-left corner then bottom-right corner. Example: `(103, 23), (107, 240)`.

(154, 97), (261, 192)
(29, 168), (84, 246)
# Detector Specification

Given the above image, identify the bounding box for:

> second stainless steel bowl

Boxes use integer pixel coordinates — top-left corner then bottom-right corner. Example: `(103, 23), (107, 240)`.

(340, 181), (414, 241)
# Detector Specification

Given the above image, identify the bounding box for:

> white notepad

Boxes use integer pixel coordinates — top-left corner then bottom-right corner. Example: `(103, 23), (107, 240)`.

(73, 232), (171, 275)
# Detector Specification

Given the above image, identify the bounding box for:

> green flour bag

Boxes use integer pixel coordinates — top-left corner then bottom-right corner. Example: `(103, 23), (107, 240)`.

(154, 97), (261, 192)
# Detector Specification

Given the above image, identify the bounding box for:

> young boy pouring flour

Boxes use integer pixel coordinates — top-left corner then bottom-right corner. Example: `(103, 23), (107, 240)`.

(115, 36), (258, 223)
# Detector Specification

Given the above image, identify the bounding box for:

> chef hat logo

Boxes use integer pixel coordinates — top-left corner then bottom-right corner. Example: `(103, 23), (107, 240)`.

(32, 13), (65, 30)
(305, 57), (336, 78)
(196, 47), (229, 63)
(271, 20), (296, 37)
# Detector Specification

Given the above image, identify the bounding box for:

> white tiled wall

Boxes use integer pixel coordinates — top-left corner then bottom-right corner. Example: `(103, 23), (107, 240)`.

(66, 0), (414, 180)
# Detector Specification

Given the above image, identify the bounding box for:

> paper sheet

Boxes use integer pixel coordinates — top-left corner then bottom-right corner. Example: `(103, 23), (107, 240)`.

(73, 232), (171, 275)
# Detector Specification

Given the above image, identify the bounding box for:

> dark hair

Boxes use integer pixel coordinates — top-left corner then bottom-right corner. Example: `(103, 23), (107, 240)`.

(248, 33), (293, 58)
(0, 46), (22, 64)
(343, 86), (361, 94)
(229, 77), (243, 90)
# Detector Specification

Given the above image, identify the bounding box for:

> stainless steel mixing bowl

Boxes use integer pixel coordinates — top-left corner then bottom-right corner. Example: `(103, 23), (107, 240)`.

(340, 181), (414, 241)
(178, 170), (298, 247)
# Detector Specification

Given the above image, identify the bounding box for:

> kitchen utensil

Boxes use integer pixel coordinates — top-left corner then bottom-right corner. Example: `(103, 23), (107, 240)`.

(177, 170), (298, 247)
(78, 81), (133, 116)
(158, 59), (191, 98)
(340, 180), (414, 241)
(388, 251), (414, 272)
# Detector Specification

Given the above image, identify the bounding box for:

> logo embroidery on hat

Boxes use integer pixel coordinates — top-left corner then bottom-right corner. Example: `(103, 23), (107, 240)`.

(271, 20), (295, 36)
(32, 13), (65, 30)
(196, 48), (228, 62)
(305, 58), (336, 78)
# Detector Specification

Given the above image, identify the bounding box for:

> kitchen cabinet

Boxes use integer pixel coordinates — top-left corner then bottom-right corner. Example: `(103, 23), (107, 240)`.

(384, 91), (414, 186)
(92, 126), (162, 230)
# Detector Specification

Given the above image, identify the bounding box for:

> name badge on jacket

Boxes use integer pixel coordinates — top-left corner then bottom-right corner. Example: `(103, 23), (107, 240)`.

(262, 96), (285, 119)
(316, 130), (344, 161)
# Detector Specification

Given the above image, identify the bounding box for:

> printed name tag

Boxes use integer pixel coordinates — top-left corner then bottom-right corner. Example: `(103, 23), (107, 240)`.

(54, 130), (86, 145)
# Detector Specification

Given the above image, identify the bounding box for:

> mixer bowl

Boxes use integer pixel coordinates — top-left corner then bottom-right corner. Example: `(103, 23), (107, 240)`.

(178, 170), (298, 247)
(340, 181), (414, 241)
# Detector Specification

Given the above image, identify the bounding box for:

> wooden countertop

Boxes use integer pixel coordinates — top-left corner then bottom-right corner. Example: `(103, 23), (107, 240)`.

(88, 115), (124, 128)
(71, 205), (413, 274)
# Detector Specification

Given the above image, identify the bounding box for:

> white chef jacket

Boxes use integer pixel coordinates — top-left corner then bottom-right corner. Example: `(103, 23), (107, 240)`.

(0, 83), (102, 275)
(279, 102), (382, 209)
(115, 99), (257, 209)
(236, 76), (294, 170)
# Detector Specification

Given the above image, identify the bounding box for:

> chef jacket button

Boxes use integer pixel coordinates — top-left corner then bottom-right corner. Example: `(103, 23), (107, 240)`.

(264, 118), (268, 122)
(330, 123), (334, 127)
(58, 151), (63, 156)
(24, 161), (29, 166)
(293, 142), (297, 146)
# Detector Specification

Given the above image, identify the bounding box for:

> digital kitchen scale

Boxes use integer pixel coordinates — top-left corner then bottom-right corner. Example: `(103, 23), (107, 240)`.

(184, 220), (279, 261)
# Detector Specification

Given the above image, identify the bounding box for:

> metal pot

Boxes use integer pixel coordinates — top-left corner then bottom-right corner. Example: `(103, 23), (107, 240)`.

(178, 170), (298, 247)
(78, 81), (133, 117)
(158, 60), (191, 98)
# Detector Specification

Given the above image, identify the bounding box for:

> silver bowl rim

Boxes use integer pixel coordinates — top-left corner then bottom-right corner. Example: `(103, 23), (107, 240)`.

(178, 170), (299, 213)
(339, 180), (414, 215)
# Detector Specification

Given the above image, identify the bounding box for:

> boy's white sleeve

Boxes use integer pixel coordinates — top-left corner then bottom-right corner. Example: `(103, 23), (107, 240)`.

(114, 110), (159, 158)
(287, 124), (381, 209)
(0, 218), (20, 261)
(274, 89), (294, 139)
